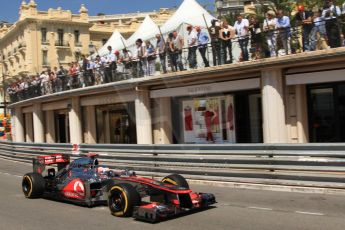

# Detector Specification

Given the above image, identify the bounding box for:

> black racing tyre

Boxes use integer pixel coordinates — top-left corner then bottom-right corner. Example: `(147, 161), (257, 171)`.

(161, 174), (189, 189)
(22, 173), (45, 198)
(108, 183), (141, 217)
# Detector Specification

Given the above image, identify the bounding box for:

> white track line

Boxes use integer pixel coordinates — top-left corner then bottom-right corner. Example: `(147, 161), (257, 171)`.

(0, 171), (22, 178)
(248, 206), (273, 211)
(295, 211), (324, 216)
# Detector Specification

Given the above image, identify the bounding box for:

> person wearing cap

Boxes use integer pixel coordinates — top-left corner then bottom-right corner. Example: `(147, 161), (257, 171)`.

(295, 5), (314, 52)
(208, 19), (221, 66)
(234, 14), (250, 61)
(322, 0), (341, 48)
(196, 26), (210, 67)
(187, 25), (198, 69)
(155, 34), (167, 74)
(276, 10), (291, 55)
(263, 10), (278, 57)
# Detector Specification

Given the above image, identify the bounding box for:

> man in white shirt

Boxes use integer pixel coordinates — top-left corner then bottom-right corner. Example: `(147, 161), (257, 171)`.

(187, 25), (198, 69)
(39, 71), (50, 95)
(105, 45), (117, 82)
(234, 14), (250, 61)
(263, 10), (278, 57)
(322, 0), (341, 47)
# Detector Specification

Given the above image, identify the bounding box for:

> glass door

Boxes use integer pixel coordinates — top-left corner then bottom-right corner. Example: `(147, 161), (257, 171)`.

(308, 87), (336, 142)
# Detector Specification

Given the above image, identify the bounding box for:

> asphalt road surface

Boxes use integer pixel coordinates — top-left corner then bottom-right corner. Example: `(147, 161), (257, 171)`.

(0, 158), (344, 230)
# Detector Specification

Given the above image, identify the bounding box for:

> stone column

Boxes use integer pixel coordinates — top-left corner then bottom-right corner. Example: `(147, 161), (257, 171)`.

(135, 89), (153, 144)
(261, 69), (287, 143)
(295, 85), (309, 143)
(45, 110), (56, 143)
(85, 105), (97, 144)
(14, 107), (25, 142)
(154, 97), (172, 144)
(33, 103), (45, 143)
(24, 113), (34, 142)
(68, 97), (83, 144)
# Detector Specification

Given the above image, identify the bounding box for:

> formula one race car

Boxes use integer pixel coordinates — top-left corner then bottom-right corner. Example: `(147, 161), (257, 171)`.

(22, 154), (216, 222)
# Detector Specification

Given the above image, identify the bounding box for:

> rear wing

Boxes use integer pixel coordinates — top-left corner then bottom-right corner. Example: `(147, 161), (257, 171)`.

(33, 154), (70, 174)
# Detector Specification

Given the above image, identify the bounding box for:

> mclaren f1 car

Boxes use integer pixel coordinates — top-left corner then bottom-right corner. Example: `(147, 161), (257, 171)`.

(22, 154), (216, 222)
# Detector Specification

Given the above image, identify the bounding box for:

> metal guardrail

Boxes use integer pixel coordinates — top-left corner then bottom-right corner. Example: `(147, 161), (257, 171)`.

(0, 141), (345, 189)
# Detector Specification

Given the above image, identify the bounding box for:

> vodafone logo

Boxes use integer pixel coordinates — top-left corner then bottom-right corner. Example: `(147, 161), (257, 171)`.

(73, 181), (85, 196)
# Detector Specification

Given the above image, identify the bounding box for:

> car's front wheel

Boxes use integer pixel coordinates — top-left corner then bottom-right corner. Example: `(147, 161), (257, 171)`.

(161, 174), (189, 189)
(108, 183), (140, 217)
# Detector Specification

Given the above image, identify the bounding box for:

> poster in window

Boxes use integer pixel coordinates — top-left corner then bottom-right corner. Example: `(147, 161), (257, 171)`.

(182, 95), (236, 143)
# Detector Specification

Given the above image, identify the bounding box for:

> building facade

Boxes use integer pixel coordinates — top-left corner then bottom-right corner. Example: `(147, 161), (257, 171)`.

(8, 48), (345, 145)
(0, 0), (174, 114)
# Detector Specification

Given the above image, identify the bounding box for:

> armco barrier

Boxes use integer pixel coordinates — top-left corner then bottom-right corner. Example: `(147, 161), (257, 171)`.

(0, 141), (345, 189)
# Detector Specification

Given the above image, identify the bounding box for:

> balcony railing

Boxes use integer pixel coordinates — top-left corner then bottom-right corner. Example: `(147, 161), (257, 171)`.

(75, 42), (83, 47)
(18, 43), (27, 49)
(55, 41), (70, 47)
(42, 62), (50, 67)
(6, 18), (345, 104)
(41, 40), (50, 45)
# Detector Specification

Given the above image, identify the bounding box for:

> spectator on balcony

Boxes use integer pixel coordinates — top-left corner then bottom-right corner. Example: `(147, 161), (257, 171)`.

(263, 10), (278, 57)
(155, 34), (167, 74)
(219, 20), (235, 64)
(113, 50), (124, 78)
(87, 58), (96, 85)
(39, 71), (50, 95)
(295, 5), (314, 52)
(144, 40), (156, 76)
(322, 0), (341, 48)
(105, 46), (117, 82)
(57, 65), (68, 91)
(31, 75), (41, 97)
(121, 48), (133, 75)
(48, 71), (55, 94)
(187, 25), (198, 69)
(249, 15), (263, 59)
(276, 10), (291, 55)
(51, 67), (61, 93)
(172, 30), (185, 71)
(68, 62), (78, 89)
(93, 55), (102, 85)
(19, 79), (29, 99)
(310, 9), (327, 51)
(196, 26), (210, 67)
(234, 14), (250, 61)
(133, 39), (145, 78)
(208, 19), (221, 66)
(166, 32), (174, 71)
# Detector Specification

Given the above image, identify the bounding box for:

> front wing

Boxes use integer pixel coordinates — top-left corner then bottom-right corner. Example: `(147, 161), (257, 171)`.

(133, 192), (216, 223)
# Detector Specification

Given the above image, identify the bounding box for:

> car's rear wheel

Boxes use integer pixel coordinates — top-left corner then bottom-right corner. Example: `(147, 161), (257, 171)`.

(108, 183), (140, 217)
(22, 173), (45, 198)
(161, 174), (189, 189)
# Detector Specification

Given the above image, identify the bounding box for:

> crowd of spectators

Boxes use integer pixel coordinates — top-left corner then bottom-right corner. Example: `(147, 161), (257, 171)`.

(8, 1), (345, 103)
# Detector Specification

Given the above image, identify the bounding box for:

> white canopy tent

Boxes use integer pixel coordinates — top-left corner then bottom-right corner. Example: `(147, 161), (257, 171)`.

(126, 15), (160, 48)
(160, 0), (216, 34)
(96, 30), (127, 57)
